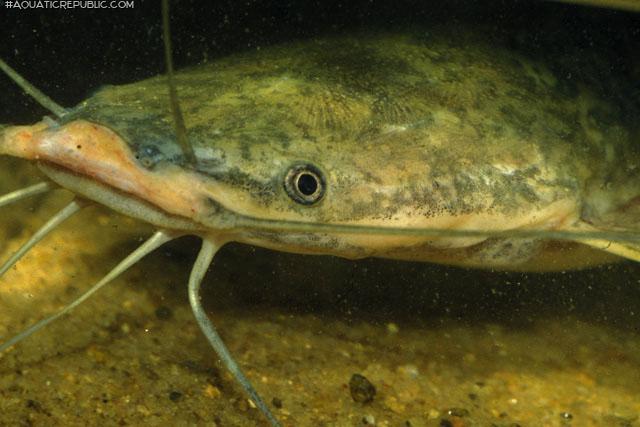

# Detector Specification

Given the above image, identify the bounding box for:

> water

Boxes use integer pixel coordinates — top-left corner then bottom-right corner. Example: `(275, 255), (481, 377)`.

(0, 2), (639, 426)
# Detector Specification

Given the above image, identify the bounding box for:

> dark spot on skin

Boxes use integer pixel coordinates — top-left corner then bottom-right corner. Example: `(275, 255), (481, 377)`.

(499, 104), (533, 138)
(441, 70), (463, 85)
(273, 130), (291, 150)
(76, 145), (82, 149)
(205, 197), (226, 215)
(516, 74), (539, 93)
(450, 105), (468, 117)
(479, 78), (499, 97)
(238, 138), (252, 161)
(201, 196), (241, 228)
(486, 121), (506, 138)
(202, 167), (278, 206)
(432, 52), (453, 64)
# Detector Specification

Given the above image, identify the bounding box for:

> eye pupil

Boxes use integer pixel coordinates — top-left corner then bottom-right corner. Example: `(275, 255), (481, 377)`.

(284, 163), (326, 205)
(297, 173), (318, 196)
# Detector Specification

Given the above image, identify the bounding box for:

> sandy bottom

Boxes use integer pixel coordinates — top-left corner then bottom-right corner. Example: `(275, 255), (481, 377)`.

(0, 159), (639, 427)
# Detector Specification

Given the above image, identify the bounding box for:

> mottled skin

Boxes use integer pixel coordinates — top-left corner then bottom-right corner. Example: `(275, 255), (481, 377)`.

(4, 30), (640, 270)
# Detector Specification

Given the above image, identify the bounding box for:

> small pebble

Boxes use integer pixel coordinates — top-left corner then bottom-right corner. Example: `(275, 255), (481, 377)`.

(203, 384), (221, 399)
(155, 306), (173, 320)
(362, 414), (376, 425)
(235, 397), (249, 412)
(26, 399), (43, 411)
(349, 373), (376, 403)
(447, 407), (470, 417)
(136, 405), (151, 416)
(561, 412), (573, 420)
(272, 397), (283, 409)
(428, 409), (440, 419)
(398, 364), (420, 378)
(169, 391), (183, 402)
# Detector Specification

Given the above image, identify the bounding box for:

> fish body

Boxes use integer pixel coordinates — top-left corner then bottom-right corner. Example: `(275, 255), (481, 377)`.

(1, 30), (639, 272)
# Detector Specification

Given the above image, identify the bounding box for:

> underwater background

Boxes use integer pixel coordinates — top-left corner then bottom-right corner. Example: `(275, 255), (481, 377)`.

(1, 1), (640, 425)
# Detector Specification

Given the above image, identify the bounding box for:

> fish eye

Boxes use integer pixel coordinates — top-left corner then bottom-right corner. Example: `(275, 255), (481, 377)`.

(284, 163), (326, 205)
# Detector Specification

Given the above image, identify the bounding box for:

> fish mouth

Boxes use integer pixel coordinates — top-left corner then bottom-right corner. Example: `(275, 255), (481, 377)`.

(0, 119), (235, 231)
(38, 163), (202, 231)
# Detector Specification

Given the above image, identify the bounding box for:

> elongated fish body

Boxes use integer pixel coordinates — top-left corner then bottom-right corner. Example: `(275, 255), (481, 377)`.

(1, 30), (639, 271)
